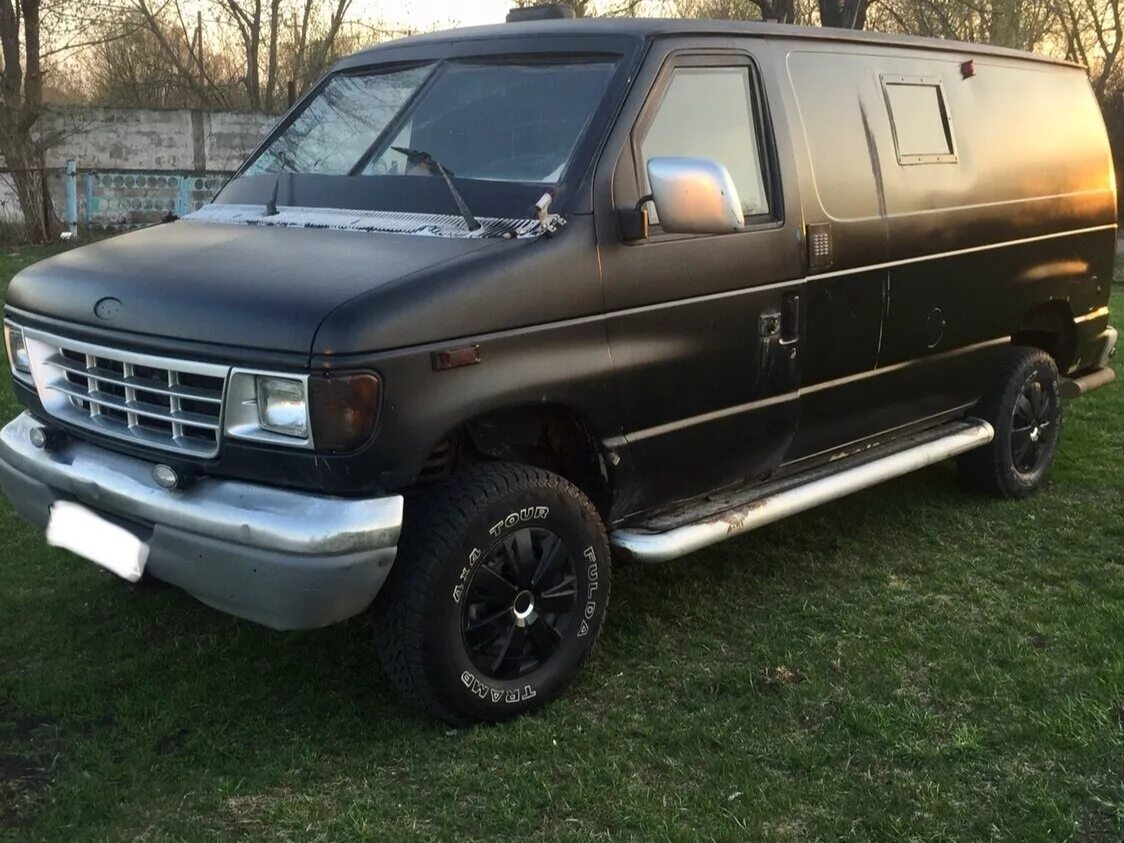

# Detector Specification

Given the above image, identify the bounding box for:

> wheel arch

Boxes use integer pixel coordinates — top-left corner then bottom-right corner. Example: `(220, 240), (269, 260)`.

(416, 403), (616, 520)
(1012, 300), (1077, 373)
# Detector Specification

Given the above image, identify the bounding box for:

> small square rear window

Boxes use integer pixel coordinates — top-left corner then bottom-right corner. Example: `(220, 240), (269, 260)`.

(883, 76), (956, 164)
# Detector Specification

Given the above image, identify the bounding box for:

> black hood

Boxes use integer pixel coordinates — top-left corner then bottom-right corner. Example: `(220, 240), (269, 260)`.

(4, 221), (497, 355)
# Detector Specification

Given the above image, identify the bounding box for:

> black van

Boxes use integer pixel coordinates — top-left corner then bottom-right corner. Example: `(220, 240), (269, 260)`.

(1, 11), (1117, 724)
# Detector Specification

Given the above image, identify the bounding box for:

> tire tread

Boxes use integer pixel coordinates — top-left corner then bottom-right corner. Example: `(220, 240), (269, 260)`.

(957, 345), (1060, 498)
(373, 461), (609, 725)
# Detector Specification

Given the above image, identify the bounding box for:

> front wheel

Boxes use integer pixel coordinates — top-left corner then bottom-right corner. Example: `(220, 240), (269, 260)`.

(374, 462), (611, 725)
(957, 345), (1062, 498)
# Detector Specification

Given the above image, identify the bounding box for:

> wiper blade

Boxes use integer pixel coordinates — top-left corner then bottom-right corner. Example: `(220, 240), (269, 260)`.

(392, 146), (481, 232)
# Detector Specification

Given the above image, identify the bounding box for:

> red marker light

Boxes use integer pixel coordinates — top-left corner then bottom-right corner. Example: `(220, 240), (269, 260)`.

(960, 60), (975, 79)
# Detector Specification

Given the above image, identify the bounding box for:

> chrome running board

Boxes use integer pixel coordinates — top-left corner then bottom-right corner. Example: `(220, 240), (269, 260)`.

(610, 419), (995, 563)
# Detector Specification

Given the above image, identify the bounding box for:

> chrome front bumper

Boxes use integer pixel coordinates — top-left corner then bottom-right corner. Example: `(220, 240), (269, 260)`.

(0, 411), (403, 629)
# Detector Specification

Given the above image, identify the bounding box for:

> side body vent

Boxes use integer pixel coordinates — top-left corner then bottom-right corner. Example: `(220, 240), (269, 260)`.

(807, 222), (833, 269)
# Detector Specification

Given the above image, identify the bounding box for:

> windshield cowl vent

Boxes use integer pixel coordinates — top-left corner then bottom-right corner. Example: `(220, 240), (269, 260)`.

(506, 4), (576, 22)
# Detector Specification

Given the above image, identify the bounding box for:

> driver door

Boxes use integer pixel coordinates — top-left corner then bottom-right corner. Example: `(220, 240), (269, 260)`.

(595, 44), (806, 518)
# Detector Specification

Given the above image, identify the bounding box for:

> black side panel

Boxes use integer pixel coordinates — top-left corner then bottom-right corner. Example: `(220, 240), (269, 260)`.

(779, 47), (892, 461)
(791, 269), (886, 457)
(309, 216), (623, 498)
(800, 269), (885, 386)
(311, 315), (619, 494)
(790, 338), (1009, 462)
(603, 282), (801, 513)
(881, 230), (1115, 369)
(780, 42), (1115, 464)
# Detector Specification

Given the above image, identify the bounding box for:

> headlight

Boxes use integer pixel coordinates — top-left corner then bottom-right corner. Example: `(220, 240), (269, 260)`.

(225, 369), (380, 451)
(4, 325), (31, 373)
(255, 375), (308, 438)
(225, 370), (312, 447)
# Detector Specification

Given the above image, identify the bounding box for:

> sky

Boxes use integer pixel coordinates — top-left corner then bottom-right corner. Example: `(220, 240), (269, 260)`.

(356, 0), (517, 32)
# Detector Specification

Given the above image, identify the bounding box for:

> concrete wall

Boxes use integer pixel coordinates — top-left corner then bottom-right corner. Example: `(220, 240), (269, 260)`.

(0, 105), (277, 228)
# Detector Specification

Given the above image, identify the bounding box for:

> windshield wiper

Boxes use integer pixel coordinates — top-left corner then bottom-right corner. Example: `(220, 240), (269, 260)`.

(392, 146), (481, 231)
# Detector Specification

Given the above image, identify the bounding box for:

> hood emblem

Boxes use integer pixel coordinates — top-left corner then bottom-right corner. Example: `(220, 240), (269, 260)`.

(94, 297), (122, 321)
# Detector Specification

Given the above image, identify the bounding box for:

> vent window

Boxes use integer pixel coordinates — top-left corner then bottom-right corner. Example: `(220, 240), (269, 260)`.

(882, 75), (956, 164)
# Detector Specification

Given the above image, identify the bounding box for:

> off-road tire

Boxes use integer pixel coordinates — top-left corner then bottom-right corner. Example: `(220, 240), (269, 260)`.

(373, 462), (611, 725)
(957, 345), (1062, 498)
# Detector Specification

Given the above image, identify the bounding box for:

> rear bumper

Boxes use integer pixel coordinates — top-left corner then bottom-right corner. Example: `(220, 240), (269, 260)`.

(0, 411), (403, 629)
(1062, 325), (1117, 399)
(1061, 366), (1115, 398)
(1093, 325), (1117, 367)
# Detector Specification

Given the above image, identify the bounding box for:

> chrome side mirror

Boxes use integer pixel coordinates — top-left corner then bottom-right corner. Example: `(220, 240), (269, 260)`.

(645, 157), (745, 235)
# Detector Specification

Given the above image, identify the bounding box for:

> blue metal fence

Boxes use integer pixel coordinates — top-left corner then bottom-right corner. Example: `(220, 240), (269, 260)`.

(75, 167), (231, 229)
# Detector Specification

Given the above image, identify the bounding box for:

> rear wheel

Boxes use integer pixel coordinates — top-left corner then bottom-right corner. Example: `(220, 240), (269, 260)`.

(957, 346), (1061, 498)
(374, 462), (610, 725)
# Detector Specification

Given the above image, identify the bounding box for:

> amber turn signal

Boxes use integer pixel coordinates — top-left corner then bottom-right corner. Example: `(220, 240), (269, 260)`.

(309, 372), (381, 452)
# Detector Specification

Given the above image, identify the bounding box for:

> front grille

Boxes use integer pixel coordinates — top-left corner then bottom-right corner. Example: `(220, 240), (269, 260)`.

(19, 328), (229, 457)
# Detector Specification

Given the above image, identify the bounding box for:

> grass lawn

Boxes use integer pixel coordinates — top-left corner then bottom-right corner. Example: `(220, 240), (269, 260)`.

(1, 242), (1122, 841)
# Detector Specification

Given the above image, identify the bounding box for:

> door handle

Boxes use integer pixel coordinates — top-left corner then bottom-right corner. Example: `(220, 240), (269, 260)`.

(780, 293), (800, 345)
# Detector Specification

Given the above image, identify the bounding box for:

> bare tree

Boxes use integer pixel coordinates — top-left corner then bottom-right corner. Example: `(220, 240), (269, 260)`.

(1053, 0), (1124, 96)
(216, 0), (265, 107)
(214, 0), (352, 110)
(0, 0), (57, 241)
(680, 0), (863, 26)
(298, 0), (354, 98)
(677, 0), (818, 25)
(264, 0), (281, 108)
(872, 0), (1056, 49)
(80, 7), (234, 107)
(510, 0), (597, 14)
(509, 0), (665, 16)
(818, 0), (870, 28)
(107, 0), (361, 111)
(126, 1), (232, 105)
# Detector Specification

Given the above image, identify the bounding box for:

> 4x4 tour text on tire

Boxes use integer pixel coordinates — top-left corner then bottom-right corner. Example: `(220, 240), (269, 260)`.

(374, 462), (611, 725)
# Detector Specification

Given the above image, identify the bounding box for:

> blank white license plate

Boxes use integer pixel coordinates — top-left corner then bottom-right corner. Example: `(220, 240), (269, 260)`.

(46, 501), (150, 583)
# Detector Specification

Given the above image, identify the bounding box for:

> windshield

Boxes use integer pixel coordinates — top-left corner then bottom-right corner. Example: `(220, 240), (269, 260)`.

(245, 65), (434, 176)
(243, 60), (616, 186)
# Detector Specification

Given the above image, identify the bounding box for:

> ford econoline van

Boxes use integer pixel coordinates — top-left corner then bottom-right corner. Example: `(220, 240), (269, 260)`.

(1, 10), (1116, 723)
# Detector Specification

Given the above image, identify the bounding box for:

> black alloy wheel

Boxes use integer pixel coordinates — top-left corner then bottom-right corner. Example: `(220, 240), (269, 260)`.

(1010, 373), (1057, 474)
(957, 345), (1062, 498)
(462, 527), (577, 680)
(374, 462), (611, 725)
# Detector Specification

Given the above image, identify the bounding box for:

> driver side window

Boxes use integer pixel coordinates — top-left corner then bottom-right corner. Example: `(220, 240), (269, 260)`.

(640, 66), (770, 222)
